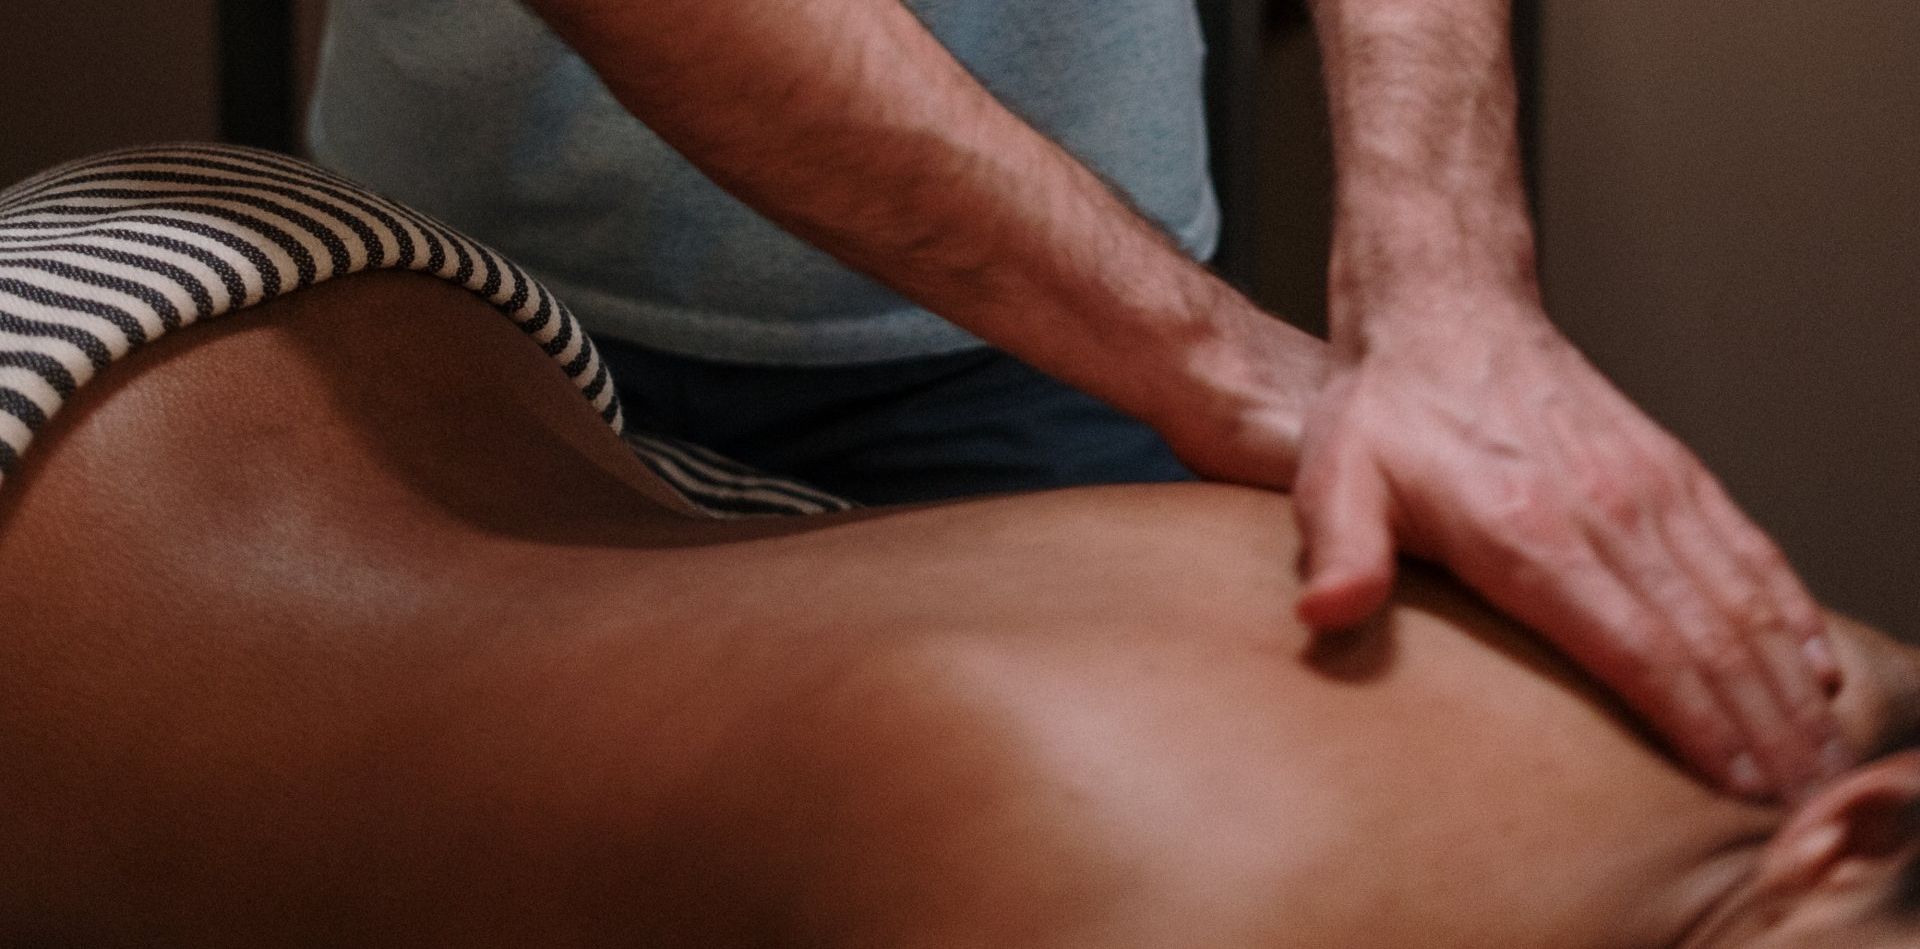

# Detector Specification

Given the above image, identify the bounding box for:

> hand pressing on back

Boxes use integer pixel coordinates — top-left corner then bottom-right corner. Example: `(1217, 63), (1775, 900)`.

(1287, 293), (1850, 801)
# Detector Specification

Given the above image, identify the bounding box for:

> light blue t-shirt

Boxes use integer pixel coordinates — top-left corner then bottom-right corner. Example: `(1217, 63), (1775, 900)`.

(308, 0), (1220, 365)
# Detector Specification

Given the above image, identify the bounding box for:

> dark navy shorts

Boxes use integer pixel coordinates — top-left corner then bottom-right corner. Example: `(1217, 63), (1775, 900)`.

(592, 337), (1196, 506)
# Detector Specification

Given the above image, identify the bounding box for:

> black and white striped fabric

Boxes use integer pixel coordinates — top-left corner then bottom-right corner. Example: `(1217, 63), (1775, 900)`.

(0, 144), (854, 518)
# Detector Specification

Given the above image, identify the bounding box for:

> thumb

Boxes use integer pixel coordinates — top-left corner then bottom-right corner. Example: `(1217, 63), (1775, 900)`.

(1295, 457), (1398, 631)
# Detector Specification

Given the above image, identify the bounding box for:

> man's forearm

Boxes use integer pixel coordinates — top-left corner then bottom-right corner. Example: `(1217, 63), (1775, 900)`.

(525, 0), (1320, 437)
(1308, 0), (1542, 343)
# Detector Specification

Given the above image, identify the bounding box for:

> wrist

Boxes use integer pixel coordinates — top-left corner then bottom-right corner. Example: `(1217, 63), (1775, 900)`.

(1327, 190), (1545, 348)
(1332, 180), (1538, 279)
(1141, 291), (1332, 488)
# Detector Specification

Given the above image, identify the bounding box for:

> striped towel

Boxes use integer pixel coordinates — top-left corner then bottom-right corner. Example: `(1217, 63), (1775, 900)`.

(0, 144), (854, 518)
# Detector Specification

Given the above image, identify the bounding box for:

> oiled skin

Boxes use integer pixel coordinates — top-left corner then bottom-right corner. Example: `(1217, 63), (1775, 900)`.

(0, 274), (1900, 947)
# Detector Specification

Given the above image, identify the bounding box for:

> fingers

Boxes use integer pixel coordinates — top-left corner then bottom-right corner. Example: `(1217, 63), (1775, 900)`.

(1685, 472), (1855, 780)
(1294, 440), (1397, 631)
(1284, 344), (1847, 802)
(1658, 491), (1850, 791)
(1592, 499), (1842, 800)
(1483, 543), (1754, 795)
(1537, 424), (1844, 799)
(1449, 437), (1844, 800)
(1688, 470), (1842, 693)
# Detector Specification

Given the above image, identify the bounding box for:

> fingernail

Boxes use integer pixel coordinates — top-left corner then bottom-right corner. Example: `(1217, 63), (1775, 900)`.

(1728, 753), (1767, 798)
(1803, 637), (1840, 681)
(1821, 738), (1856, 778)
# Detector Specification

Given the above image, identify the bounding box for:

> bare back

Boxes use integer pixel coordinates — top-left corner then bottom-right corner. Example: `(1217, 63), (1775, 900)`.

(0, 273), (1814, 947)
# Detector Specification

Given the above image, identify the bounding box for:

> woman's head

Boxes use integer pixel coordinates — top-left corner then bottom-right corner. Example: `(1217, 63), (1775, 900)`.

(1686, 749), (1920, 948)
(1687, 614), (1920, 948)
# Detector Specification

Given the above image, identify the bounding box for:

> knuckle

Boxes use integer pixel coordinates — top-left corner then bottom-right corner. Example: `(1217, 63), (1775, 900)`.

(1650, 472), (1690, 512)
(1578, 472), (1643, 530)
(1726, 584), (1780, 635)
(1633, 443), (1693, 501)
(1690, 628), (1753, 680)
(1784, 599), (1827, 639)
(1736, 531), (1792, 574)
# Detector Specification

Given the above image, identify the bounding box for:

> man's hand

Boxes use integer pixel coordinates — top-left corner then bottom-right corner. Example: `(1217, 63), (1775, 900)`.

(1287, 294), (1849, 799)
(1286, 0), (1853, 800)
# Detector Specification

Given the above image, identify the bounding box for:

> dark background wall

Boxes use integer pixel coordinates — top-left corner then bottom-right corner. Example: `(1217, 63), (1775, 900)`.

(0, 0), (219, 183)
(2, 1), (1916, 636)
(1533, 0), (1919, 638)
